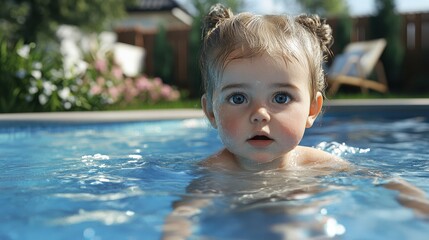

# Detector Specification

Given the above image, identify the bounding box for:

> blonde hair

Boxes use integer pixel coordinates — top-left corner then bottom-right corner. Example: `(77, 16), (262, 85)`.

(200, 4), (333, 111)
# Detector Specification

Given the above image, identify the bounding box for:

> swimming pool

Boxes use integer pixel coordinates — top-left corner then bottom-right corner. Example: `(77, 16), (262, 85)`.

(1, 100), (429, 239)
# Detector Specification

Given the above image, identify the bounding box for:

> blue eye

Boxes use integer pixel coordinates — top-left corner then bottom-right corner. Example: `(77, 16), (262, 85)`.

(228, 93), (247, 105)
(273, 93), (290, 104)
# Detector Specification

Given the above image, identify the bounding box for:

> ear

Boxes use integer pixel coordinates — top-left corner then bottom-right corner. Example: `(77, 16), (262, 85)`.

(201, 94), (218, 129)
(306, 92), (323, 128)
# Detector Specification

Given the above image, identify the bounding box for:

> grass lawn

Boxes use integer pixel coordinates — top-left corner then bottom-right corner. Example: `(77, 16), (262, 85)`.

(103, 91), (429, 111)
(106, 99), (201, 111)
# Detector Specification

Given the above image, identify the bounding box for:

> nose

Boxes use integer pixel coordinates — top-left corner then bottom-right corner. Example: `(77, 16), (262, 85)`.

(250, 107), (271, 123)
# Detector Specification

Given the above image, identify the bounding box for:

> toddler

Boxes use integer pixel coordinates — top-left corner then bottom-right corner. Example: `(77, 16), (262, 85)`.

(199, 3), (348, 171)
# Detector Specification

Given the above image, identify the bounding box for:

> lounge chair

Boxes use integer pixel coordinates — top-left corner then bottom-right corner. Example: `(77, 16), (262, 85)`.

(327, 38), (389, 95)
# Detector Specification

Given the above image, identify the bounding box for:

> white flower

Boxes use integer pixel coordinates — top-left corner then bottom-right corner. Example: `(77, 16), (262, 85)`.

(58, 87), (71, 100)
(17, 45), (30, 58)
(74, 60), (88, 76)
(42, 81), (57, 96)
(68, 95), (76, 103)
(63, 102), (72, 109)
(28, 86), (38, 94)
(76, 78), (83, 85)
(31, 70), (42, 79)
(38, 94), (48, 105)
(50, 69), (63, 80)
(32, 62), (43, 70)
(70, 85), (78, 92)
(63, 60), (87, 79)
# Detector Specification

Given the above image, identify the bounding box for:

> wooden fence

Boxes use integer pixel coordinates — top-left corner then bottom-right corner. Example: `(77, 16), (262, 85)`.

(116, 26), (191, 89)
(116, 12), (429, 94)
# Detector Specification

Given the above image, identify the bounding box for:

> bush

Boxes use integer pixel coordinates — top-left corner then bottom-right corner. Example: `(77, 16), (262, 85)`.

(0, 34), (181, 113)
(83, 51), (180, 108)
(0, 38), (92, 112)
(0, 39), (30, 112)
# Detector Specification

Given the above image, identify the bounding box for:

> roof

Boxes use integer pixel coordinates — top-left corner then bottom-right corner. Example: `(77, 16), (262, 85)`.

(127, 0), (182, 12)
(121, 0), (193, 28)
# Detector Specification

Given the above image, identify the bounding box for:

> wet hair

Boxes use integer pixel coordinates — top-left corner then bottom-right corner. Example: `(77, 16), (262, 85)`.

(200, 4), (333, 111)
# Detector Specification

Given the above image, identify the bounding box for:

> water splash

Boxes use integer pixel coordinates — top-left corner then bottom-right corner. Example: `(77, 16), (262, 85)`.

(315, 142), (370, 157)
(81, 154), (110, 160)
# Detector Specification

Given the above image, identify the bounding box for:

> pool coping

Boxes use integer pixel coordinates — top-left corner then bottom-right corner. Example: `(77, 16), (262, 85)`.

(0, 98), (428, 122)
(323, 98), (429, 113)
(0, 109), (205, 122)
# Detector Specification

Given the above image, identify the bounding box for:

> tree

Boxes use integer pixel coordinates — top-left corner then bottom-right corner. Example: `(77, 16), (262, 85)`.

(370, 0), (404, 86)
(297, 0), (349, 17)
(331, 14), (353, 55)
(154, 25), (174, 85)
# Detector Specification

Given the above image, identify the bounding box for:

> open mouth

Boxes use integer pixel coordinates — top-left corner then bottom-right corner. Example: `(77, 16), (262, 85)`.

(249, 135), (273, 141)
(247, 135), (274, 147)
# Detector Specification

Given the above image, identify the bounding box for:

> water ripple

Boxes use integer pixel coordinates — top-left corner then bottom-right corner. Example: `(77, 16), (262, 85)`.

(50, 209), (135, 225)
(53, 186), (144, 201)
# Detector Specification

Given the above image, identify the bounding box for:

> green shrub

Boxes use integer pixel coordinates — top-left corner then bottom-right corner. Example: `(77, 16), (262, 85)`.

(0, 38), (29, 112)
(0, 34), (181, 113)
(0, 37), (95, 112)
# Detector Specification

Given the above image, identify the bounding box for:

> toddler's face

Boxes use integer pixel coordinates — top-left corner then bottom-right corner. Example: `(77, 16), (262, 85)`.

(205, 54), (321, 165)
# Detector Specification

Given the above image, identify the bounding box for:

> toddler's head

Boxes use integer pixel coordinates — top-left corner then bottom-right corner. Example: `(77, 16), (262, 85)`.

(200, 4), (333, 112)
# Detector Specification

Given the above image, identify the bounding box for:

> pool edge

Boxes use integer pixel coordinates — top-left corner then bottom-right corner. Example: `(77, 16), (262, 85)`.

(0, 99), (428, 122)
(324, 98), (429, 113)
(0, 109), (205, 122)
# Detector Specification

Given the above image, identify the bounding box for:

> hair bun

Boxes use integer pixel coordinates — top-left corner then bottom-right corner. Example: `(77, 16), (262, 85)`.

(202, 4), (234, 39)
(295, 14), (333, 53)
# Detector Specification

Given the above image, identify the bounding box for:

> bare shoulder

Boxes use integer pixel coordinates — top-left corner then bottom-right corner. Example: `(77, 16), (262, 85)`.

(294, 146), (351, 171)
(199, 149), (240, 170)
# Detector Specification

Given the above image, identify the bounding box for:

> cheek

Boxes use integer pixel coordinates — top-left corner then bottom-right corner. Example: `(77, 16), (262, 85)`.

(215, 107), (243, 138)
(275, 110), (308, 137)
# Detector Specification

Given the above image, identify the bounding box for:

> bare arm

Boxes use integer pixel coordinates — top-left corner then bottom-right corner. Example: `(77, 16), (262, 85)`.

(162, 197), (212, 240)
(381, 178), (429, 216)
(302, 146), (429, 216)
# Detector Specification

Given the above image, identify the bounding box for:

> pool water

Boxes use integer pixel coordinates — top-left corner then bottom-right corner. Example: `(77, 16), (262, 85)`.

(1, 111), (429, 239)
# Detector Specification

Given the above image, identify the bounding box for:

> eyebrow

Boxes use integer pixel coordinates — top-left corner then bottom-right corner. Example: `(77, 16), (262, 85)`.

(220, 83), (250, 92)
(220, 82), (300, 92)
(270, 83), (300, 90)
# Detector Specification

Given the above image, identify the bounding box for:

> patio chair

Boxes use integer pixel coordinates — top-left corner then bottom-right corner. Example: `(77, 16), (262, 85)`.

(327, 38), (389, 95)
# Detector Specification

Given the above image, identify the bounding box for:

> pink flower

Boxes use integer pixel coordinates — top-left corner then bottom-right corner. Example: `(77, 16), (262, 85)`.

(135, 76), (152, 91)
(149, 89), (161, 102)
(161, 85), (173, 98)
(153, 77), (162, 87)
(112, 66), (123, 79)
(168, 90), (180, 101)
(89, 77), (105, 95)
(90, 85), (102, 95)
(108, 86), (122, 102)
(124, 78), (138, 102)
(95, 58), (107, 73)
